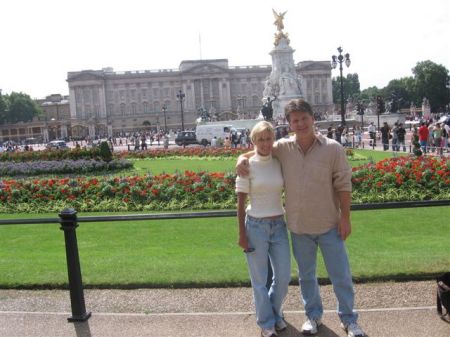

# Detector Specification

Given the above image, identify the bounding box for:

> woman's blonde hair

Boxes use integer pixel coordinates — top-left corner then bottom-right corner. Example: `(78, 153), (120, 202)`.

(250, 121), (274, 144)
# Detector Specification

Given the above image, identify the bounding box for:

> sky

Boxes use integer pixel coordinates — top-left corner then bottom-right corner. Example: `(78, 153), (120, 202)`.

(1, 0), (449, 99)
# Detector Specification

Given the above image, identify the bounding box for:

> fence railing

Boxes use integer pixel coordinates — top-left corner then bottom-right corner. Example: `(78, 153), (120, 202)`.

(1, 199), (450, 322)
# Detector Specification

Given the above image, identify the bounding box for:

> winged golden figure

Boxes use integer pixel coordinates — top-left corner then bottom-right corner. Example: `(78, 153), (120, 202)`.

(272, 9), (287, 32)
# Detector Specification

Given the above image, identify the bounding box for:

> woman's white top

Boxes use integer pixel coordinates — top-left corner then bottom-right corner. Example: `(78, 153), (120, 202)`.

(235, 153), (284, 218)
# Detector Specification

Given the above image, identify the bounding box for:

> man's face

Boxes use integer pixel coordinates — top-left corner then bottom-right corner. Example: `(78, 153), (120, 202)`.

(288, 111), (315, 140)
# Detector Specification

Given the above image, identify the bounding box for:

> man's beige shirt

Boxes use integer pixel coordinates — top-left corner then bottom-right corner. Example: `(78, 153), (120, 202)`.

(273, 133), (352, 235)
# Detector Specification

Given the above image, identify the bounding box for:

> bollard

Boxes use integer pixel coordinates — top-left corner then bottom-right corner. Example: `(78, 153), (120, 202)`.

(59, 208), (91, 322)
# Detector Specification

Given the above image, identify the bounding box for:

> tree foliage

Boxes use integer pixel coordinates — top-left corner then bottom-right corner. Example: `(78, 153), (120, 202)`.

(0, 92), (42, 124)
(332, 73), (361, 104)
(354, 60), (449, 113)
(412, 60), (449, 112)
(0, 94), (7, 124)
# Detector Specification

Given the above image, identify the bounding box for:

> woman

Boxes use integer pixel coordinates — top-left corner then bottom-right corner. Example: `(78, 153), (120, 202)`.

(235, 121), (291, 337)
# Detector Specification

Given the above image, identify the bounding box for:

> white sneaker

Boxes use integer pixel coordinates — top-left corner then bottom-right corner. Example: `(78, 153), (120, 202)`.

(301, 318), (322, 335)
(275, 319), (287, 331)
(261, 327), (277, 337)
(341, 322), (365, 337)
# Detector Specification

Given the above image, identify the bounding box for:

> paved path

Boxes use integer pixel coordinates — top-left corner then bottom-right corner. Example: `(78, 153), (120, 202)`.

(1, 282), (448, 337)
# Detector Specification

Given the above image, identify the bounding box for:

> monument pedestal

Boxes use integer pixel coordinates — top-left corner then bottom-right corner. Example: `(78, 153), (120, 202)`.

(263, 37), (303, 121)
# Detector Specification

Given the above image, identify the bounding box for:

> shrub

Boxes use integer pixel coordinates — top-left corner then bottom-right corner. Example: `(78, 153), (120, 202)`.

(99, 141), (113, 162)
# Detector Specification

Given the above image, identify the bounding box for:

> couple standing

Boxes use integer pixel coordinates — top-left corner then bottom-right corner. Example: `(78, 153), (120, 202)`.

(236, 99), (365, 337)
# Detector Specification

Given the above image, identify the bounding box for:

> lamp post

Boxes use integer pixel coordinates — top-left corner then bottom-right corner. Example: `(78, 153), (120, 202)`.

(331, 46), (351, 126)
(161, 104), (168, 134)
(176, 90), (185, 131)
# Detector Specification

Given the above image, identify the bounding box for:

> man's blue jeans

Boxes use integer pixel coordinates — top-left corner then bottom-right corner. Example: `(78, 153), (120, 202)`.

(245, 215), (291, 329)
(291, 228), (358, 325)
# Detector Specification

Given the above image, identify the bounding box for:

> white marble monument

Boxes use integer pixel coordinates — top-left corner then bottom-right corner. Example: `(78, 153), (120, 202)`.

(262, 9), (303, 122)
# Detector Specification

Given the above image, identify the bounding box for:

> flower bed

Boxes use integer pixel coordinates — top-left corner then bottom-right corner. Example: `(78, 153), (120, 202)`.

(0, 148), (104, 162)
(0, 156), (448, 213)
(0, 171), (236, 213)
(116, 147), (251, 159)
(352, 156), (450, 203)
(0, 159), (133, 177)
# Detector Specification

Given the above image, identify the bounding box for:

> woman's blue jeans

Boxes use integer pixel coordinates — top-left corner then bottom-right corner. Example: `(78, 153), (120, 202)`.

(291, 228), (358, 325)
(245, 215), (291, 329)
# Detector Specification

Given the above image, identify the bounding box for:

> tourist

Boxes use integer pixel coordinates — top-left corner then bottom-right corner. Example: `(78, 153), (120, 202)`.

(236, 99), (365, 337)
(368, 122), (376, 147)
(380, 122), (390, 151)
(326, 126), (334, 139)
(235, 121), (290, 337)
(397, 123), (407, 152)
(354, 126), (362, 148)
(433, 123), (443, 155)
(392, 123), (399, 152)
(418, 122), (429, 153)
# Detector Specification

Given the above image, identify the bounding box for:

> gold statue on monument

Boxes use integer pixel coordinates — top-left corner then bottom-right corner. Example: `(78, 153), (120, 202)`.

(272, 9), (287, 32)
(272, 9), (289, 46)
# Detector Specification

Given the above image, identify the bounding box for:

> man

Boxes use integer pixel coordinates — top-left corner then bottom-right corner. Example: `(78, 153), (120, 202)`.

(380, 122), (390, 151)
(397, 123), (407, 152)
(418, 122), (429, 154)
(368, 122), (376, 147)
(237, 99), (365, 337)
(391, 123), (399, 152)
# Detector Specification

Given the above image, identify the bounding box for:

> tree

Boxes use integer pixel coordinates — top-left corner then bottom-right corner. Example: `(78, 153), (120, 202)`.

(359, 86), (382, 102)
(332, 73), (361, 105)
(0, 93), (7, 124)
(2, 92), (42, 124)
(384, 78), (416, 112)
(412, 60), (449, 112)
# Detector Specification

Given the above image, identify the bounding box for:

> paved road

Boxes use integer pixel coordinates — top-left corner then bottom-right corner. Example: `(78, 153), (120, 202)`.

(1, 282), (448, 337)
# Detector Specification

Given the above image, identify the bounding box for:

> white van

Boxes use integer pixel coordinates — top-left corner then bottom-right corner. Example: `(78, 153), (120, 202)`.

(196, 124), (232, 146)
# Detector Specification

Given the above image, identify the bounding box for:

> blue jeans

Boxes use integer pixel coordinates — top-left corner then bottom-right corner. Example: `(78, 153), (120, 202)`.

(291, 228), (358, 325)
(419, 140), (428, 153)
(245, 215), (291, 329)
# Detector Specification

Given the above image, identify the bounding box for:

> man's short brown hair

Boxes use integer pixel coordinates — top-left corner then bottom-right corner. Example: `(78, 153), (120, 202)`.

(284, 99), (313, 121)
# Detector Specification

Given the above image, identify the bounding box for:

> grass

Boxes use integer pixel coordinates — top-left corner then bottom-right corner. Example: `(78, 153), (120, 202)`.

(129, 157), (237, 175)
(127, 149), (395, 175)
(1, 206), (449, 288)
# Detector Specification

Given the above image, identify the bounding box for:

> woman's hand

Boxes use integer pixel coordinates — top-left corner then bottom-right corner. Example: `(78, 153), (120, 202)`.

(238, 232), (249, 250)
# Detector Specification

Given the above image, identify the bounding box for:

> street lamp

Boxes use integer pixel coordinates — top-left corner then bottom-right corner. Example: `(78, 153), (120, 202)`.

(331, 46), (351, 125)
(161, 104), (168, 134)
(176, 90), (185, 131)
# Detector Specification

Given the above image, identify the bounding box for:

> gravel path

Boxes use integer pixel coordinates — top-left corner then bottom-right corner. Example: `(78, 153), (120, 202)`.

(0, 281), (437, 314)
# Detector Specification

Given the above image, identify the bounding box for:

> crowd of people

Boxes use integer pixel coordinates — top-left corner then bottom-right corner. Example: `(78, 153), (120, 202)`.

(323, 119), (450, 155)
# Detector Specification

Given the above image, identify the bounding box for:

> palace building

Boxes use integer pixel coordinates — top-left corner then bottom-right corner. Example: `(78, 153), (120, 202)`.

(0, 58), (332, 143)
(67, 58), (333, 138)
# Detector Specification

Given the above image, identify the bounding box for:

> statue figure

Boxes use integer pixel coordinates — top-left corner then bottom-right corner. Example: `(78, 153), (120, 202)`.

(198, 107), (210, 122)
(272, 9), (287, 32)
(261, 96), (277, 121)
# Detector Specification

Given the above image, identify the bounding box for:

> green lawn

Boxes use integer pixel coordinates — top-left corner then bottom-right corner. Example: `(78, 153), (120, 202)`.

(127, 149), (395, 175)
(1, 206), (449, 288)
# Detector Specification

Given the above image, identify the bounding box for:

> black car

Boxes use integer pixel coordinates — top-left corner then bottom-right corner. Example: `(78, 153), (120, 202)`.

(175, 131), (198, 146)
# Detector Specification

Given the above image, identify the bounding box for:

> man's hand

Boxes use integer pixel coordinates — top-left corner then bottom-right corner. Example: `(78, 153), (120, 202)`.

(337, 215), (351, 240)
(236, 155), (250, 177)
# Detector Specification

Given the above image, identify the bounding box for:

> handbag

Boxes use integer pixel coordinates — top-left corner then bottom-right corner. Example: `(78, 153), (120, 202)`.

(437, 272), (450, 323)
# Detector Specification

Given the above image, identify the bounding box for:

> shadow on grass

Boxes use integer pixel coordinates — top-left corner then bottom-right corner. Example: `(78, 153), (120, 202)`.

(0, 272), (441, 290)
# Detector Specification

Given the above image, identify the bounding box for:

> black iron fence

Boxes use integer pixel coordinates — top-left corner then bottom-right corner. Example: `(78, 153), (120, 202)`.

(1, 199), (450, 322)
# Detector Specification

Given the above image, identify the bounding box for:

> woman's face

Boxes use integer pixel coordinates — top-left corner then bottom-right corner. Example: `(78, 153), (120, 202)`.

(254, 130), (274, 156)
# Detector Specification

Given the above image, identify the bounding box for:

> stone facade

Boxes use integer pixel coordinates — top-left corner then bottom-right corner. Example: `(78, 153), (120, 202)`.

(67, 58), (333, 138)
(0, 58), (332, 143)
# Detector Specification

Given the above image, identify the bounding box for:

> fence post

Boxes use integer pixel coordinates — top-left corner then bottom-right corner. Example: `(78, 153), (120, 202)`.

(59, 208), (91, 322)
